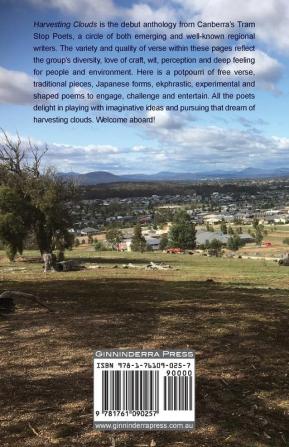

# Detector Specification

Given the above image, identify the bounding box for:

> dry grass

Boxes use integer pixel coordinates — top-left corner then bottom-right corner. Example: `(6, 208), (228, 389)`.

(1, 251), (289, 446)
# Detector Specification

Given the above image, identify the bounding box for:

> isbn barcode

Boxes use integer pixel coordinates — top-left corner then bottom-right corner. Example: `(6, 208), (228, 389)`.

(164, 376), (193, 411)
(102, 371), (193, 413)
(102, 371), (159, 412)
(94, 350), (195, 430)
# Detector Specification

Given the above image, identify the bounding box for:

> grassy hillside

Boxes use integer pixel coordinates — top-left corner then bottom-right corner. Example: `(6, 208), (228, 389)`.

(1, 249), (289, 446)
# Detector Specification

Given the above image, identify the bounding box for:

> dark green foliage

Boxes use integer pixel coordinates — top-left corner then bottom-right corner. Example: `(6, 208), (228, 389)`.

(94, 241), (104, 251)
(169, 211), (196, 250)
(154, 209), (172, 227)
(0, 187), (32, 260)
(220, 220), (227, 234)
(251, 222), (265, 246)
(31, 173), (76, 254)
(88, 235), (94, 245)
(173, 209), (191, 224)
(56, 250), (65, 262)
(0, 212), (25, 257)
(0, 130), (76, 260)
(4, 244), (18, 262)
(206, 222), (214, 232)
(227, 234), (245, 251)
(207, 239), (223, 257)
(131, 224), (147, 252)
(228, 226), (234, 235)
(159, 234), (168, 250)
(255, 227), (264, 246)
(106, 228), (123, 249)
(253, 218), (259, 230)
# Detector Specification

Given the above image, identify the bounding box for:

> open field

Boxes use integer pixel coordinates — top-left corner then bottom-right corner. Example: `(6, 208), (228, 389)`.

(1, 249), (289, 447)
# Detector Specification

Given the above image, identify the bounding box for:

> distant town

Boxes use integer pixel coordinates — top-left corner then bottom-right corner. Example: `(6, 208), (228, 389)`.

(68, 177), (289, 255)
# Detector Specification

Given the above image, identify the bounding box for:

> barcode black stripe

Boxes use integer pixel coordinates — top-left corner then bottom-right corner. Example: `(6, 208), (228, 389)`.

(102, 371), (192, 413)
(164, 376), (193, 411)
(189, 375), (192, 411)
(102, 371), (159, 412)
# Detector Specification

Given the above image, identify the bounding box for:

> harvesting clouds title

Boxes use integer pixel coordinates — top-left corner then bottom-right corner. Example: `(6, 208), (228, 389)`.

(34, 20), (254, 30)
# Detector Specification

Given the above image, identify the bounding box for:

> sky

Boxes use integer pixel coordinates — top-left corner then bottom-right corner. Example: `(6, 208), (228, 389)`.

(0, 0), (289, 174)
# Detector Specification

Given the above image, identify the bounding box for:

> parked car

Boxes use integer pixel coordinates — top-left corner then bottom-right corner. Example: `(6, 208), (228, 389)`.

(166, 247), (185, 254)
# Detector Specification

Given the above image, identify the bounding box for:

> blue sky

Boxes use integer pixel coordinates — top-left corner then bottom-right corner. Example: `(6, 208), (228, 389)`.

(0, 0), (289, 174)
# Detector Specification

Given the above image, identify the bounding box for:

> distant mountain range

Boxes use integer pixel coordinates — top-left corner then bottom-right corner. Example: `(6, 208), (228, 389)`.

(59, 168), (289, 185)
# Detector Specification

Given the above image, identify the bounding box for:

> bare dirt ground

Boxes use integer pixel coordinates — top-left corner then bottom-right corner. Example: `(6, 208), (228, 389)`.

(1, 256), (289, 447)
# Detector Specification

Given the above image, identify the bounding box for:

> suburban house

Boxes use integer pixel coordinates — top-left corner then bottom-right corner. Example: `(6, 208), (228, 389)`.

(196, 230), (255, 247)
(196, 231), (228, 246)
(80, 227), (98, 236)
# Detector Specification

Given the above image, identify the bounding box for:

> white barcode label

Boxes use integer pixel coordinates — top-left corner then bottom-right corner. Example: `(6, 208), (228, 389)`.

(94, 349), (195, 431)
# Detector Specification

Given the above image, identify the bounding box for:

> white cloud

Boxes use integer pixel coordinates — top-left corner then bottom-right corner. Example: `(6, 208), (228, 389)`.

(0, 131), (41, 147)
(28, 0), (118, 19)
(4, 119), (289, 173)
(141, 112), (289, 169)
(272, 136), (289, 151)
(0, 66), (33, 105)
(27, 0), (176, 22)
(48, 142), (120, 157)
(26, 0), (289, 54)
(72, 86), (100, 105)
(147, 109), (186, 129)
(132, 145), (147, 152)
(252, 51), (283, 92)
(0, 131), (121, 168)
(20, 0), (287, 95)
(127, 3), (176, 22)
(0, 66), (56, 105)
(172, 0), (289, 53)
(221, 49), (282, 92)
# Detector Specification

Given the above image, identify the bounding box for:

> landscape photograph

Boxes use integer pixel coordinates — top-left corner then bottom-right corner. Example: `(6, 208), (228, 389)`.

(1, 0), (289, 446)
